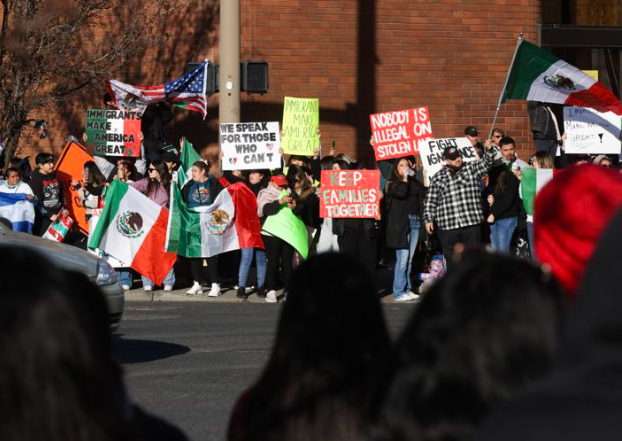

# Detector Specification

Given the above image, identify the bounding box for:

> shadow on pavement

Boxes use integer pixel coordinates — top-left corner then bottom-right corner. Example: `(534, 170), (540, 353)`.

(112, 336), (190, 364)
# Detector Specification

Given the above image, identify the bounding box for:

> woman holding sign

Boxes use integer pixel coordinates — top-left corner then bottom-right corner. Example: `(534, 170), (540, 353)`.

(385, 158), (425, 302)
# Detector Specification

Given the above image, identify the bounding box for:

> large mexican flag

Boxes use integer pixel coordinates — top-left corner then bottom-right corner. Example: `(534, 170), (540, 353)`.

(165, 139), (264, 257)
(88, 180), (177, 285)
(503, 40), (622, 115)
(521, 168), (558, 216)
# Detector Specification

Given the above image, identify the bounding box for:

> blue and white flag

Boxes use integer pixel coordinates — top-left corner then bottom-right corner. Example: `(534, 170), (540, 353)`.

(0, 193), (35, 233)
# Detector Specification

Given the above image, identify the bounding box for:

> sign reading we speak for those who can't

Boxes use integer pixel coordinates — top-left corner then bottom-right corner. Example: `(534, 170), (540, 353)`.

(320, 170), (380, 219)
(85, 109), (141, 157)
(370, 107), (433, 160)
(220, 122), (282, 171)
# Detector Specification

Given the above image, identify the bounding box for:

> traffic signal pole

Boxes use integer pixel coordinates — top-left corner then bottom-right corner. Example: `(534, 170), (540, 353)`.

(219, 0), (241, 126)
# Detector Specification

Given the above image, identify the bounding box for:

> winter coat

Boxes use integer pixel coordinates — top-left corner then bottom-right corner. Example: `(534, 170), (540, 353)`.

(385, 178), (424, 249)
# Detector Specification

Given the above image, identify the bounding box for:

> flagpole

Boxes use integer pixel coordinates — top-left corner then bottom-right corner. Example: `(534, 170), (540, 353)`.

(488, 32), (524, 139)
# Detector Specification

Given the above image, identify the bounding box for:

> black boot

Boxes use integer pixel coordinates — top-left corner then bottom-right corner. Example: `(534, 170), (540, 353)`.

(256, 286), (267, 298)
(236, 286), (248, 300)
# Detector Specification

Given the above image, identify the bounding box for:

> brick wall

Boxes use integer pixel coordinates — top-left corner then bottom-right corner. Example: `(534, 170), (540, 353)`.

(25, 0), (541, 163)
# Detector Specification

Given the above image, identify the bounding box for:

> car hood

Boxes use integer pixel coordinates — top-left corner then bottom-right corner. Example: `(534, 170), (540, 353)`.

(0, 229), (98, 277)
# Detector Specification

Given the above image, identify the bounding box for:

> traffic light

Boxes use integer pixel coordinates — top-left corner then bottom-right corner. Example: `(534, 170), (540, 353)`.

(184, 61), (218, 95)
(241, 61), (269, 94)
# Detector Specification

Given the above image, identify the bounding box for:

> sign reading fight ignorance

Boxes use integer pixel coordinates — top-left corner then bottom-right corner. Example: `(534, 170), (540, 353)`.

(220, 122), (282, 170)
(282, 97), (320, 156)
(370, 107), (433, 160)
(85, 109), (141, 157)
(320, 170), (380, 219)
(564, 107), (622, 155)
(418, 137), (477, 178)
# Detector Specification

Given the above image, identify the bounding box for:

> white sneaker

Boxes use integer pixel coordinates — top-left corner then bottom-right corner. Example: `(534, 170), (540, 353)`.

(207, 283), (221, 297)
(143, 286), (152, 292)
(234, 285), (254, 291)
(164, 285), (174, 292)
(394, 292), (414, 302)
(121, 284), (131, 290)
(186, 282), (203, 296)
(406, 291), (421, 301)
(265, 290), (278, 303)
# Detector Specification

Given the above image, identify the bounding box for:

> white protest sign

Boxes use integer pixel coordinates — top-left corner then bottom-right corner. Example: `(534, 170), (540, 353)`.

(564, 107), (621, 154)
(418, 137), (478, 178)
(220, 122), (282, 170)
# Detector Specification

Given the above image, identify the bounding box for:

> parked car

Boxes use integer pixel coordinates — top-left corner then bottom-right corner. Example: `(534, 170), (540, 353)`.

(0, 220), (124, 331)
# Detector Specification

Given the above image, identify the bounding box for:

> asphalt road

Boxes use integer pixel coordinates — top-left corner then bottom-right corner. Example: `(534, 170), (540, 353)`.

(115, 300), (416, 441)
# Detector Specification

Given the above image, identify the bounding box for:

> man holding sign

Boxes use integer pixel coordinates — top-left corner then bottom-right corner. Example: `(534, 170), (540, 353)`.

(423, 139), (494, 266)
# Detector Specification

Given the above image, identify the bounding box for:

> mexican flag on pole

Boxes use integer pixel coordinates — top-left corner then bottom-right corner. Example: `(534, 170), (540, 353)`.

(165, 139), (264, 258)
(503, 40), (622, 115)
(521, 168), (558, 216)
(88, 180), (177, 285)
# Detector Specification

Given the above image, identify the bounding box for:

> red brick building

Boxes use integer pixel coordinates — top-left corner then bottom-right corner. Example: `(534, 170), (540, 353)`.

(24, 0), (622, 163)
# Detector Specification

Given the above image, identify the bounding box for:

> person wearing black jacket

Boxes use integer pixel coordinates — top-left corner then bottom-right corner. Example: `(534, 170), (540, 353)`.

(385, 158), (425, 302)
(486, 164), (519, 254)
(30, 153), (66, 236)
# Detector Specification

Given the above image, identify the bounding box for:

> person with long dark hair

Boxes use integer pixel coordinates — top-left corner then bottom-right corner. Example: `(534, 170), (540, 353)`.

(385, 157), (425, 301)
(72, 161), (108, 223)
(182, 160), (225, 297)
(371, 250), (564, 441)
(130, 160), (174, 291)
(228, 253), (390, 441)
(0, 247), (188, 441)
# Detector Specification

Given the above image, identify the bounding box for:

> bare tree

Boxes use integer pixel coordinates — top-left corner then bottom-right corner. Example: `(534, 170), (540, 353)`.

(0, 0), (194, 161)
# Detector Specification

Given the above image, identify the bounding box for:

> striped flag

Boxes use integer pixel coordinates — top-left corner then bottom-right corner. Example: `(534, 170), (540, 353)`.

(88, 180), (177, 286)
(521, 168), (557, 216)
(503, 40), (622, 115)
(0, 193), (35, 233)
(106, 61), (209, 118)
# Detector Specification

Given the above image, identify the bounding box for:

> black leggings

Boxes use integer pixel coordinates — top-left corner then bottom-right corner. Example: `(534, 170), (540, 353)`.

(190, 256), (219, 285)
(338, 228), (376, 276)
(263, 234), (295, 292)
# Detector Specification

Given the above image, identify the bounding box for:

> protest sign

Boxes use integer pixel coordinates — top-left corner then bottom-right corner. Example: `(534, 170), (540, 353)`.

(220, 122), (282, 170)
(281, 97), (320, 155)
(319, 170), (380, 219)
(563, 106), (622, 154)
(369, 107), (433, 160)
(418, 137), (478, 178)
(85, 108), (142, 157)
(262, 198), (309, 259)
(54, 140), (93, 234)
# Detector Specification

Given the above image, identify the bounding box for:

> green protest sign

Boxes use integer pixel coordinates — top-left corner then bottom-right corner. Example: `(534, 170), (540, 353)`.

(281, 97), (320, 156)
(262, 202), (309, 259)
(85, 108), (142, 157)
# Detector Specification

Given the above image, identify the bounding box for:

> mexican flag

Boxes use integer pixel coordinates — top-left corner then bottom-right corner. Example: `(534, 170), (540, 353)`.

(88, 180), (177, 285)
(521, 168), (557, 216)
(165, 139), (264, 257)
(503, 40), (622, 115)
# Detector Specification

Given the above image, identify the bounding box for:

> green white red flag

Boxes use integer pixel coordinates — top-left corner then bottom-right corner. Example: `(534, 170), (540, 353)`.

(503, 40), (622, 115)
(88, 180), (177, 285)
(521, 168), (558, 216)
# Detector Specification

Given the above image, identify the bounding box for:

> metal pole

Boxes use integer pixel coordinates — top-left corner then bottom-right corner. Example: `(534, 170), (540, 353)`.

(219, 0), (241, 125)
(489, 32), (524, 139)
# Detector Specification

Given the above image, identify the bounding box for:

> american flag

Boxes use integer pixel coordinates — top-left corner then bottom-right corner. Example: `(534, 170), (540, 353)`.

(106, 61), (209, 119)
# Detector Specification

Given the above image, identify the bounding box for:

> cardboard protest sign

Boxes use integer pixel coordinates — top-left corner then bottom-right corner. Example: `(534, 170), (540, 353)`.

(220, 122), (281, 170)
(281, 97), (320, 155)
(85, 108), (141, 157)
(418, 137), (478, 178)
(369, 107), (433, 160)
(563, 106), (622, 154)
(54, 140), (94, 235)
(320, 170), (380, 219)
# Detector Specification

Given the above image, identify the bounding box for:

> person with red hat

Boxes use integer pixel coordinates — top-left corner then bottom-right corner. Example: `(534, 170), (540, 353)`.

(534, 164), (622, 297)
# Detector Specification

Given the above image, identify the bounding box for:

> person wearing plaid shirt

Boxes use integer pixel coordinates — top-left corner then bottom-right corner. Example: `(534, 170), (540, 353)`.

(424, 139), (494, 264)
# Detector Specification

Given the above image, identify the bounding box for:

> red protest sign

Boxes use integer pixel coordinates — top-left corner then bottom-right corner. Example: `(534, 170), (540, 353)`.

(320, 170), (380, 219)
(369, 107), (432, 160)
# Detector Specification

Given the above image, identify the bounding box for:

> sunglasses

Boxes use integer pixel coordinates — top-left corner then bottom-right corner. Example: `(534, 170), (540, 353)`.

(148, 168), (158, 172)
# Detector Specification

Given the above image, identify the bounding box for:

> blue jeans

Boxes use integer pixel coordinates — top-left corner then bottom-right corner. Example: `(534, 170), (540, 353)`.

(117, 269), (133, 288)
(393, 215), (421, 297)
(238, 247), (267, 288)
(490, 217), (518, 254)
(142, 268), (175, 289)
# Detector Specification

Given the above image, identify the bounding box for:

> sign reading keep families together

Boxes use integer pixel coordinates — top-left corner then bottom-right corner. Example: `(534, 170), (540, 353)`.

(320, 170), (380, 219)
(281, 97), (320, 156)
(220, 122), (282, 170)
(370, 107), (433, 160)
(85, 109), (141, 157)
